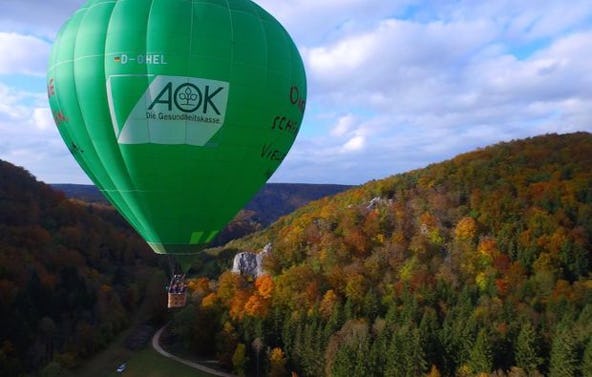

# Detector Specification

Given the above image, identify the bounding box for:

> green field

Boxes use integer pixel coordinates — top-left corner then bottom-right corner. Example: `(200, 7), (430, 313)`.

(68, 328), (214, 377)
(106, 348), (213, 377)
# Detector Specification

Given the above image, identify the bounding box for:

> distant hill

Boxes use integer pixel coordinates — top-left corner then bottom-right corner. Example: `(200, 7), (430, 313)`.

(178, 132), (592, 376)
(51, 183), (107, 204)
(52, 182), (352, 245)
(52, 183), (351, 226)
(244, 183), (353, 226)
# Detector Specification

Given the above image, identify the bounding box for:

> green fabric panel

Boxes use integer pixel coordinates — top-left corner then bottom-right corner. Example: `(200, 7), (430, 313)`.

(48, 0), (307, 255)
(75, 1), (150, 233)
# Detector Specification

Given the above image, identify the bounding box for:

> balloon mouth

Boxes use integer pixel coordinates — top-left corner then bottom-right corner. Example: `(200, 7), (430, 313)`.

(147, 242), (210, 255)
(146, 229), (219, 255)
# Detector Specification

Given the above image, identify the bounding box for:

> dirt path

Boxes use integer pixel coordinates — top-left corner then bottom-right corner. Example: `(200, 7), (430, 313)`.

(151, 326), (237, 377)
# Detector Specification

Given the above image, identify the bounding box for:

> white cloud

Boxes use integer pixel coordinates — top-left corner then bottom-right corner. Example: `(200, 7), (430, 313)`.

(2, 0), (592, 185)
(0, 82), (73, 182)
(341, 135), (365, 153)
(282, 12), (592, 184)
(0, 0), (83, 38)
(257, 0), (411, 44)
(303, 17), (495, 111)
(32, 107), (53, 130)
(469, 1), (592, 41)
(331, 114), (356, 137)
(0, 84), (51, 128)
(0, 83), (29, 120)
(0, 32), (50, 75)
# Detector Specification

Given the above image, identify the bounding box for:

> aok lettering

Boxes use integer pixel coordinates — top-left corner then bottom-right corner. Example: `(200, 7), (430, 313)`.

(148, 82), (224, 114)
(272, 116), (299, 134)
(260, 143), (286, 161)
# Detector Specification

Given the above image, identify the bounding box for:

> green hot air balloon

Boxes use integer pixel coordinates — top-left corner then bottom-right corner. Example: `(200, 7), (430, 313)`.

(48, 0), (306, 262)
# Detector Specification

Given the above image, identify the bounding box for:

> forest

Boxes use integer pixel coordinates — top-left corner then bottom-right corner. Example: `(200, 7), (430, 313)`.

(0, 160), (347, 376)
(0, 160), (167, 376)
(169, 132), (592, 376)
(1, 132), (591, 376)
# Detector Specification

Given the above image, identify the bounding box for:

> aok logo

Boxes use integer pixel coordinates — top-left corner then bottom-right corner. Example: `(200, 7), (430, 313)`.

(108, 75), (230, 146)
(148, 81), (225, 115)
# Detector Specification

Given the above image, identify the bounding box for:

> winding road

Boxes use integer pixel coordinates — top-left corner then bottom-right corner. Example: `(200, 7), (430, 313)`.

(151, 326), (237, 377)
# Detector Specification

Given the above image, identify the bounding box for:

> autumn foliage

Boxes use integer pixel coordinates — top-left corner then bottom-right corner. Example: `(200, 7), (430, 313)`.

(170, 133), (592, 376)
(0, 160), (163, 376)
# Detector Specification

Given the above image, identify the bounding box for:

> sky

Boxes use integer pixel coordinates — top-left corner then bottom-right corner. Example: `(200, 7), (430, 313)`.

(1, 1), (591, 185)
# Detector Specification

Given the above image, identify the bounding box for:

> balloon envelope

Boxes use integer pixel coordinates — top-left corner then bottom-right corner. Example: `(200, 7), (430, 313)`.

(48, 0), (306, 254)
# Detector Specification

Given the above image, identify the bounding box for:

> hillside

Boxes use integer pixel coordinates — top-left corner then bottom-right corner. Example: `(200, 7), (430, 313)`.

(245, 183), (353, 226)
(175, 132), (592, 376)
(0, 160), (166, 376)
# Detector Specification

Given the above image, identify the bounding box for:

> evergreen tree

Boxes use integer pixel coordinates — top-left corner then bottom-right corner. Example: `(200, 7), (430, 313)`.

(549, 327), (578, 377)
(406, 326), (428, 376)
(327, 300), (344, 333)
(363, 289), (381, 320)
(232, 343), (248, 377)
(385, 325), (427, 377)
(280, 311), (296, 356)
(582, 337), (592, 377)
(290, 321), (304, 372)
(331, 343), (354, 377)
(438, 298), (477, 375)
(438, 317), (460, 376)
(300, 319), (325, 377)
(468, 329), (493, 374)
(368, 321), (388, 377)
(515, 322), (542, 374)
(352, 335), (372, 377)
(344, 298), (355, 320)
(419, 307), (441, 367)
(384, 329), (404, 377)
(330, 332), (372, 377)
